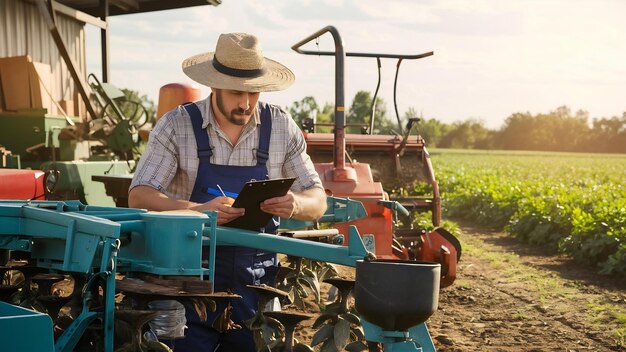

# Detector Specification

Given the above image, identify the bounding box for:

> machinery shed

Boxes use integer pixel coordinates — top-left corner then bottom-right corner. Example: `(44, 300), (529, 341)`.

(0, 0), (222, 204)
(0, 0), (221, 120)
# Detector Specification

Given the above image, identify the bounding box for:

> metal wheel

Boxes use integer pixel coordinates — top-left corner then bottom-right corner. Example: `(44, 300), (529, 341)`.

(102, 99), (149, 130)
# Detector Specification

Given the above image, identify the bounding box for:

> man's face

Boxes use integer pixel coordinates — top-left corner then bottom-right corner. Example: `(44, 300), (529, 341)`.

(213, 88), (261, 126)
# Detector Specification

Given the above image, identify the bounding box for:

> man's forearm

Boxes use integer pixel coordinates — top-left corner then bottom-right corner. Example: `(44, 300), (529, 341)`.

(128, 185), (195, 211)
(292, 187), (327, 220)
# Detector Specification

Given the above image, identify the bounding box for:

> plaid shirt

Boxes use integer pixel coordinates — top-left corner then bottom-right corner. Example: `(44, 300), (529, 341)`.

(130, 96), (323, 200)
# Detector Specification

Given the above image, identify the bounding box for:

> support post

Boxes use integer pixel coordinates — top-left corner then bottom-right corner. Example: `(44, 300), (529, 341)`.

(99, 0), (110, 82)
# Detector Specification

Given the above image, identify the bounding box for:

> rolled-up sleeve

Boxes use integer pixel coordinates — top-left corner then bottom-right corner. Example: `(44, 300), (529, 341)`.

(130, 113), (179, 193)
(281, 115), (323, 192)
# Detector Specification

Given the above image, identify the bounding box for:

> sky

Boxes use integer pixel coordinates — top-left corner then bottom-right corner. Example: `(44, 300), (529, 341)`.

(85, 0), (626, 129)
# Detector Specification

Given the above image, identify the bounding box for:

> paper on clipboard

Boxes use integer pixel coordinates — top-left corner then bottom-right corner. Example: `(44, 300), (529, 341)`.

(223, 177), (296, 231)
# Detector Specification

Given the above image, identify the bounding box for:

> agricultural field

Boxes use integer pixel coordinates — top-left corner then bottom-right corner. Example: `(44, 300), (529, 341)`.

(423, 149), (626, 276)
(418, 149), (626, 351)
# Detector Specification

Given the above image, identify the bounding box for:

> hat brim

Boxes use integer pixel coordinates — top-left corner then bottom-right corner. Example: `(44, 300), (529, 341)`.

(182, 52), (295, 92)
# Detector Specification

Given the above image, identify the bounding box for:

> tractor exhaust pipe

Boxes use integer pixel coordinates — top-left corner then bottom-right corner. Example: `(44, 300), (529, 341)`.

(292, 26), (355, 182)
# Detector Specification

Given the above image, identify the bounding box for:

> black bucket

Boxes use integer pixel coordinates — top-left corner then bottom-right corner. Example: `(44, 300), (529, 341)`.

(0, 250), (9, 266)
(354, 259), (440, 331)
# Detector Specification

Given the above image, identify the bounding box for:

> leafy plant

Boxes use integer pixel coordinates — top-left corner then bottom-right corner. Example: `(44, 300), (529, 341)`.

(276, 256), (338, 310)
(412, 150), (626, 275)
(311, 278), (367, 352)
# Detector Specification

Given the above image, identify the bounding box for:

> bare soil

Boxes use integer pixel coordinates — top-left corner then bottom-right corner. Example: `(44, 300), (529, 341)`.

(295, 223), (626, 351)
(428, 224), (626, 352)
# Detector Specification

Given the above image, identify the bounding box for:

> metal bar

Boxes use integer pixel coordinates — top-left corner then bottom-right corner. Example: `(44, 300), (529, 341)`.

(54, 308), (99, 352)
(99, 0), (110, 82)
(369, 57), (382, 134)
(422, 147), (441, 226)
(100, 238), (117, 352)
(82, 205), (143, 212)
(118, 220), (145, 233)
(295, 50), (434, 60)
(292, 26), (346, 172)
(212, 225), (368, 267)
(205, 214), (217, 291)
(378, 200), (410, 217)
(82, 212), (144, 222)
(346, 51), (433, 60)
(0, 236), (31, 252)
(36, 0), (99, 121)
(61, 219), (76, 271)
(393, 59), (403, 131)
(283, 229), (339, 238)
(21, 206), (120, 239)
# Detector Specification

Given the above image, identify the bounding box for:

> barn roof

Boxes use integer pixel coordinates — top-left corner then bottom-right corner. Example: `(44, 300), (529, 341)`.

(55, 0), (221, 17)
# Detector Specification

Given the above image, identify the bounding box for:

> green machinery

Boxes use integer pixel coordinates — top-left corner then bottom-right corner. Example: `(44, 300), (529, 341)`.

(0, 74), (149, 206)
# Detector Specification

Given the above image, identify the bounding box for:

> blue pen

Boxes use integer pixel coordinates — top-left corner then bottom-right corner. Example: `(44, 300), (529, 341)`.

(206, 186), (239, 198)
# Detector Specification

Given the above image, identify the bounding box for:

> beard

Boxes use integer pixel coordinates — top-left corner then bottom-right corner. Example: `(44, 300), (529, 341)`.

(215, 90), (253, 126)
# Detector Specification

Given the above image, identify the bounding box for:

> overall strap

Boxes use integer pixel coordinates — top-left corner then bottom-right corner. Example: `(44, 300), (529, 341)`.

(256, 104), (272, 166)
(183, 102), (212, 163)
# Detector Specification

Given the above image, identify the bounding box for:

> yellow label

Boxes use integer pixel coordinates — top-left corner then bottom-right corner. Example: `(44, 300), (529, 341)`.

(336, 106), (345, 112)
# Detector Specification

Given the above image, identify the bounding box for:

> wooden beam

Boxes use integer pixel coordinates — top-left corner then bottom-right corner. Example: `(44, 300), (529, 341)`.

(51, 0), (107, 29)
(36, 0), (98, 121)
(110, 0), (139, 11)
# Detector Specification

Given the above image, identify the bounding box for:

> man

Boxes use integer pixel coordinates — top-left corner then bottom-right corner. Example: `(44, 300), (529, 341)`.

(128, 32), (327, 351)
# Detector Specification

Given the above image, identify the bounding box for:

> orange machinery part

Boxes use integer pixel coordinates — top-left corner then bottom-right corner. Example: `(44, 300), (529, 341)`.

(315, 161), (458, 286)
(0, 169), (45, 200)
(314, 162), (397, 259)
(156, 83), (201, 121)
(417, 229), (458, 288)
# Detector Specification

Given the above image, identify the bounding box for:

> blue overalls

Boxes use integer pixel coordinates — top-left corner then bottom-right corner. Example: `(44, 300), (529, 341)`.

(163, 102), (280, 352)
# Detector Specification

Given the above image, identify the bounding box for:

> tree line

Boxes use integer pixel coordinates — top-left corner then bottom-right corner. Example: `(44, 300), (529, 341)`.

(288, 91), (626, 154)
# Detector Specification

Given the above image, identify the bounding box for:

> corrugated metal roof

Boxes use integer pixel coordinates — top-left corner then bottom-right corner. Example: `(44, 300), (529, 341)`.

(55, 0), (221, 17)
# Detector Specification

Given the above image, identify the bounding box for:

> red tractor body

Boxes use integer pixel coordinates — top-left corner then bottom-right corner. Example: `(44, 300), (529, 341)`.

(293, 26), (460, 287)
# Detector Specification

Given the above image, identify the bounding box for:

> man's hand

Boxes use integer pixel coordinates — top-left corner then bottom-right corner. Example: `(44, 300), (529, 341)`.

(260, 187), (327, 221)
(190, 196), (245, 225)
(129, 186), (245, 225)
(260, 191), (297, 219)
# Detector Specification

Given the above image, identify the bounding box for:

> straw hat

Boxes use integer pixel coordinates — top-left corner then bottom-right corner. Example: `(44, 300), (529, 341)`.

(182, 32), (295, 92)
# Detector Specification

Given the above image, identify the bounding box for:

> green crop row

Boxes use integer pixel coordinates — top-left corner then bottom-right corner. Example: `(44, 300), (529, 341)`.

(417, 149), (626, 276)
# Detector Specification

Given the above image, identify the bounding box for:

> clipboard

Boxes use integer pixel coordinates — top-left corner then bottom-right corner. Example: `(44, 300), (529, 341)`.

(223, 177), (296, 231)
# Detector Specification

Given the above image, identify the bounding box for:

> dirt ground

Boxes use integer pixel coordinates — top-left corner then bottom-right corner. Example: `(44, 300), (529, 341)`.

(294, 223), (626, 351)
(427, 224), (626, 352)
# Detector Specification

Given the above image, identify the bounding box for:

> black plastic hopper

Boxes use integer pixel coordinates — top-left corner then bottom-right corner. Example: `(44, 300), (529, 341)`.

(354, 259), (440, 331)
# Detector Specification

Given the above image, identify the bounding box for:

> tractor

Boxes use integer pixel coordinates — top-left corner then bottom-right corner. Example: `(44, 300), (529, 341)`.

(292, 26), (461, 288)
